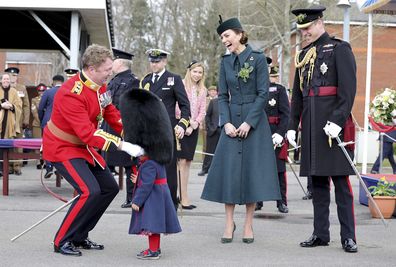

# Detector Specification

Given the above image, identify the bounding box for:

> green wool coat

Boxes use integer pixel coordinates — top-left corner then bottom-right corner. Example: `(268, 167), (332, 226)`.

(201, 44), (281, 204)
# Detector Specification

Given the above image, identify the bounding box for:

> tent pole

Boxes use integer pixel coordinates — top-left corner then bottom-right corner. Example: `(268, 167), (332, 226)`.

(362, 13), (373, 174)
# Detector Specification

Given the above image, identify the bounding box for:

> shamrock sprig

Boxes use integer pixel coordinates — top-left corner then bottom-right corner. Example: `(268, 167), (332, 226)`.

(238, 63), (254, 82)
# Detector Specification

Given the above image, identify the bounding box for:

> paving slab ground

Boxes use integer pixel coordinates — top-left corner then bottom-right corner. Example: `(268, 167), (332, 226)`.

(0, 162), (395, 266)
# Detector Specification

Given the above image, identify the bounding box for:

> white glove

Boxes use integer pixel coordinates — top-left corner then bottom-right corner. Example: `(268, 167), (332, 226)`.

(119, 141), (145, 157)
(286, 130), (297, 148)
(393, 118), (396, 125)
(323, 121), (342, 138)
(272, 133), (283, 146)
(391, 109), (396, 117)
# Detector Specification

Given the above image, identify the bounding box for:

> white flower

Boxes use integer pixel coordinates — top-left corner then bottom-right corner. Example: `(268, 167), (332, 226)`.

(370, 88), (396, 125)
(268, 98), (276, 106)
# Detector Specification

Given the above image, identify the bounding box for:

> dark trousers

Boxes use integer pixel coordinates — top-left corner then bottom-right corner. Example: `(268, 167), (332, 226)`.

(124, 167), (133, 202)
(166, 140), (178, 206)
(307, 176), (313, 192)
(201, 128), (220, 172)
(312, 175), (355, 243)
(277, 171), (287, 205)
(52, 159), (119, 247)
(371, 141), (396, 173)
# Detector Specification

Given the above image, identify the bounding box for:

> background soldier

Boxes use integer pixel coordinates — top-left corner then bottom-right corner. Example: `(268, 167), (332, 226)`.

(5, 67), (30, 175)
(140, 49), (190, 209)
(256, 59), (290, 213)
(102, 48), (140, 208)
(198, 86), (219, 176)
(64, 68), (79, 80)
(31, 83), (47, 169)
(287, 6), (358, 253)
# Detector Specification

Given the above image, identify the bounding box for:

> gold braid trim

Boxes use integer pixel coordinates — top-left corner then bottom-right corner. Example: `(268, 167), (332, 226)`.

(295, 47), (317, 91)
(93, 129), (121, 151)
(179, 118), (189, 128)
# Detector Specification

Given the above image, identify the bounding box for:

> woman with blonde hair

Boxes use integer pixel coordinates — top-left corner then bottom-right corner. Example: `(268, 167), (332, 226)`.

(176, 60), (207, 209)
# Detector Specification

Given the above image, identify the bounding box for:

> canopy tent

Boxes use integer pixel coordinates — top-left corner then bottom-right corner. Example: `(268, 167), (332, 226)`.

(357, 0), (396, 173)
(361, 0), (396, 14)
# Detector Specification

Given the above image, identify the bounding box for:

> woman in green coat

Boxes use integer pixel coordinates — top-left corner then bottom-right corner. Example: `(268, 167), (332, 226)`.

(201, 17), (280, 244)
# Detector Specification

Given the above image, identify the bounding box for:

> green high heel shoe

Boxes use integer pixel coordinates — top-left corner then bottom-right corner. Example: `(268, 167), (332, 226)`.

(242, 226), (254, 244)
(221, 223), (236, 243)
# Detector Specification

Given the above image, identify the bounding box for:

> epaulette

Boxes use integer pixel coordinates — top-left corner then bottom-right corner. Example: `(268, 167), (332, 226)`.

(330, 36), (343, 43)
(251, 50), (261, 54)
(330, 36), (351, 49)
(139, 73), (152, 90)
(222, 53), (231, 57)
(70, 81), (83, 95)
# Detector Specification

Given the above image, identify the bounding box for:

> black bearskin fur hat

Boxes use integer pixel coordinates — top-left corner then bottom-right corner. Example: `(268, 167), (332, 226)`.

(119, 89), (173, 164)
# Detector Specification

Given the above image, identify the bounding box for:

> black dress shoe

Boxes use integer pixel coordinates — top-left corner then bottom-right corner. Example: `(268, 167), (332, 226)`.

(54, 241), (82, 256)
(121, 201), (132, 208)
(300, 235), (329, 247)
(277, 203), (289, 213)
(302, 191), (313, 200)
(73, 238), (104, 250)
(198, 170), (207, 176)
(182, 205), (196, 210)
(342, 238), (358, 253)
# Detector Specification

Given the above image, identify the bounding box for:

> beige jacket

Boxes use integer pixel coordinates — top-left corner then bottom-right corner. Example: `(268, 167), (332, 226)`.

(31, 95), (41, 128)
(0, 87), (23, 138)
(14, 83), (30, 126)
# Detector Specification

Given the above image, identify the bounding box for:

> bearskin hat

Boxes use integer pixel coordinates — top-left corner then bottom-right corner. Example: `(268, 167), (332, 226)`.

(119, 89), (173, 164)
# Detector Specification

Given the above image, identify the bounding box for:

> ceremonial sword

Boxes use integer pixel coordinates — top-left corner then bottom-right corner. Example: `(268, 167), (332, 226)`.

(335, 136), (388, 227)
(11, 195), (79, 242)
(274, 144), (308, 197)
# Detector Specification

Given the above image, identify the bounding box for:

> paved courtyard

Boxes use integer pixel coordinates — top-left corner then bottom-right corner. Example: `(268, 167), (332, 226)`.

(0, 162), (395, 266)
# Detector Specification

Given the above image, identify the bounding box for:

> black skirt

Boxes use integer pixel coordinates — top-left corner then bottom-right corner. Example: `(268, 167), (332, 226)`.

(177, 128), (199, 160)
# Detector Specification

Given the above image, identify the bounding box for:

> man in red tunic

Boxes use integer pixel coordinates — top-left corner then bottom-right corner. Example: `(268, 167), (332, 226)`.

(43, 44), (143, 256)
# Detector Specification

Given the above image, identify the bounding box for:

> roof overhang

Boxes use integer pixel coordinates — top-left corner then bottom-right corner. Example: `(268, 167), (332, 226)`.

(0, 0), (114, 51)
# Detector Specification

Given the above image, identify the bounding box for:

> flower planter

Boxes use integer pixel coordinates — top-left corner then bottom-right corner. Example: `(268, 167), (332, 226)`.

(368, 196), (396, 219)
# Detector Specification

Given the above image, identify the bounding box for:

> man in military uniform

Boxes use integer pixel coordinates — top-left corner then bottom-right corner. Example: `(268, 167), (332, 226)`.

(42, 44), (144, 256)
(256, 59), (290, 213)
(102, 48), (140, 208)
(5, 67), (30, 175)
(287, 6), (358, 253)
(31, 83), (47, 169)
(140, 49), (190, 209)
(198, 86), (219, 176)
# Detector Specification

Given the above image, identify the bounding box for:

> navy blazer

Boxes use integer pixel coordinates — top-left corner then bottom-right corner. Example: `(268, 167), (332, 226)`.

(38, 85), (61, 128)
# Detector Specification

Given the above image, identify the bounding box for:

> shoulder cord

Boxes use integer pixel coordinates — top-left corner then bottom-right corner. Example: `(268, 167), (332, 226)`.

(295, 47), (317, 91)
